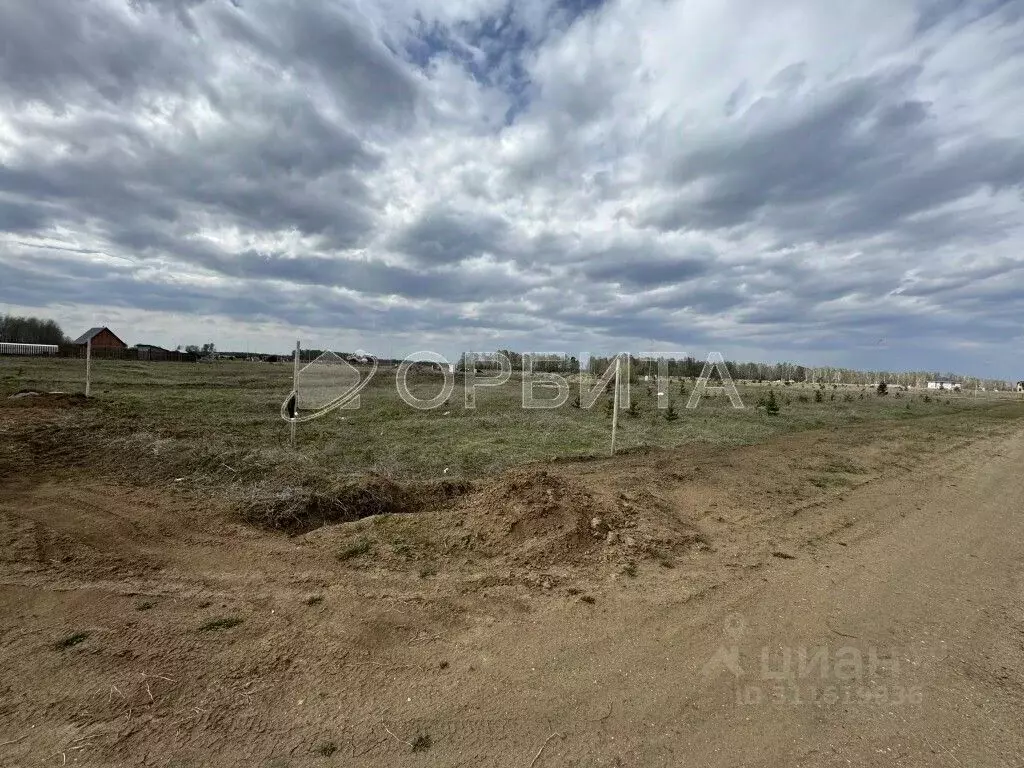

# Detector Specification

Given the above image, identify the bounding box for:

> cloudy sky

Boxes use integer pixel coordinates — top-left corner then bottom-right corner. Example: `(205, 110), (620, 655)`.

(1, 0), (1023, 376)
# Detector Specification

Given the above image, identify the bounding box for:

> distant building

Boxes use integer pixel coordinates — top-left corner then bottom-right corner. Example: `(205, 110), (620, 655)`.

(72, 327), (127, 349)
(926, 380), (960, 391)
(135, 343), (169, 361)
(1017, 381), (1024, 392)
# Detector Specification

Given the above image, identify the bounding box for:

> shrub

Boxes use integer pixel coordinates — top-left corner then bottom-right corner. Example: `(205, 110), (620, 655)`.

(758, 389), (780, 415)
(664, 400), (679, 421)
(814, 389), (823, 403)
(876, 382), (888, 396)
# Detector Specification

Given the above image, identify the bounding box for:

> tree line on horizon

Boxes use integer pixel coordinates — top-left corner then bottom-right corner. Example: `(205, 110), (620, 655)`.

(460, 350), (1012, 391)
(0, 314), (1012, 390)
(0, 314), (69, 345)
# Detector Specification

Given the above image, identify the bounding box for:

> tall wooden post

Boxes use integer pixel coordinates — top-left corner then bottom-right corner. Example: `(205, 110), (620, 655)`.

(291, 340), (300, 447)
(85, 338), (92, 397)
(610, 355), (620, 456)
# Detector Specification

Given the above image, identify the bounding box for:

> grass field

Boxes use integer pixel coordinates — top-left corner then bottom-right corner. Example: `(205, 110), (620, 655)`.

(3, 357), (1018, 486)
(3, 356), (1024, 766)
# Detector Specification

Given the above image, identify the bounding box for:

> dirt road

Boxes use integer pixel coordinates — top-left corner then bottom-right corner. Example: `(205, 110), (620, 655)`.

(1, 404), (1023, 766)
(379, 427), (1024, 767)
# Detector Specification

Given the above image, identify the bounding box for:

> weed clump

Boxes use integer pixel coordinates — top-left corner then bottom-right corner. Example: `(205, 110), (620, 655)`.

(315, 742), (338, 757)
(337, 536), (372, 561)
(198, 617), (244, 632)
(55, 632), (89, 650)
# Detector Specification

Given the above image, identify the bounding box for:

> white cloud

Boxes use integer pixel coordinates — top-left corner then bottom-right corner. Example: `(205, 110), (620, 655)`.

(1, 0), (1023, 378)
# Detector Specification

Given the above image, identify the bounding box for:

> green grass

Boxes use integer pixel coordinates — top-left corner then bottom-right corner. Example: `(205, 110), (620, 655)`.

(4, 358), (1023, 509)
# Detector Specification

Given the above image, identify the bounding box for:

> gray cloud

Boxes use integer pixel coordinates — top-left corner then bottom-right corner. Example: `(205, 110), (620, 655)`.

(2, 0), (1024, 378)
(391, 206), (511, 264)
(576, 248), (712, 289)
(644, 65), (1024, 248)
(0, 0), (207, 107)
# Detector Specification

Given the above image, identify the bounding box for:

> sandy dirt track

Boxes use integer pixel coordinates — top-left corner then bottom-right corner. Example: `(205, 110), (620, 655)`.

(1, 404), (1022, 767)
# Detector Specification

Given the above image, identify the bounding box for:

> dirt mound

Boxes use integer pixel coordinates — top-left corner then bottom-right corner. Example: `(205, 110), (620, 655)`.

(243, 475), (473, 534)
(311, 465), (709, 575)
(0, 392), (98, 482)
(446, 467), (710, 570)
(455, 468), (609, 567)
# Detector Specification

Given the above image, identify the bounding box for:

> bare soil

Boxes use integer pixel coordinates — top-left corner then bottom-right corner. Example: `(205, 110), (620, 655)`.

(1, 395), (1023, 766)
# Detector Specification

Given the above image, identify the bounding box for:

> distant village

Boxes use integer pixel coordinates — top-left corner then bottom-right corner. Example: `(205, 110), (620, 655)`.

(2, 317), (1022, 392)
